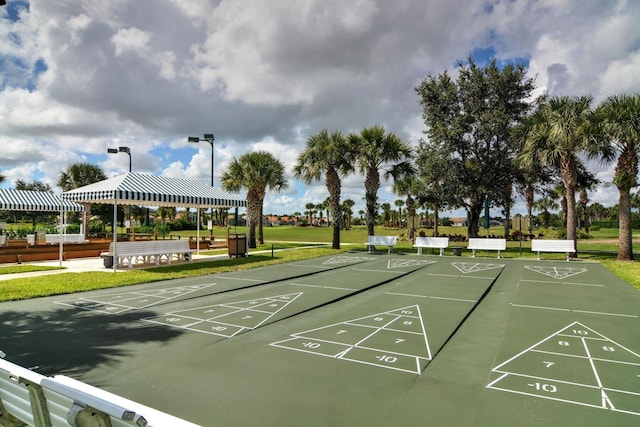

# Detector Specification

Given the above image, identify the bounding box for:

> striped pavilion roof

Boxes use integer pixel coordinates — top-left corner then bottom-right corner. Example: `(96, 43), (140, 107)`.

(62, 173), (247, 208)
(0, 189), (85, 212)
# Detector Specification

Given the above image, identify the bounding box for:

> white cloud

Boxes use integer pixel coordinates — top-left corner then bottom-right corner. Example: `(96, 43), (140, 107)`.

(1, 0), (639, 216)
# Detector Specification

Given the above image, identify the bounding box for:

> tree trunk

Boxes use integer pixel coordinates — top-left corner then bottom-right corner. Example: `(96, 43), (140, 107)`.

(326, 168), (341, 249)
(614, 146), (637, 261)
(467, 202), (482, 238)
(258, 201), (264, 245)
(364, 167), (380, 236)
(433, 206), (440, 237)
(561, 156), (578, 256)
(617, 187), (634, 261)
(525, 185), (534, 236)
(247, 190), (260, 248)
(406, 195), (416, 241)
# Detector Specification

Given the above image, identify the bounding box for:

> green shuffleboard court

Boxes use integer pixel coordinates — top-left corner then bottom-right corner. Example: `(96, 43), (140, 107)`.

(0, 253), (638, 426)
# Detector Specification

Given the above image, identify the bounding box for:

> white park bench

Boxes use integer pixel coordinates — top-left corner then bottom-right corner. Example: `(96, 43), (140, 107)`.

(467, 238), (506, 258)
(0, 356), (199, 426)
(413, 237), (449, 256)
(101, 240), (194, 269)
(531, 239), (575, 261)
(365, 235), (397, 253)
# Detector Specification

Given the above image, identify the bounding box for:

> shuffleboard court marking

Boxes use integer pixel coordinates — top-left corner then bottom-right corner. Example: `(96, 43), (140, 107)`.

(385, 292), (476, 303)
(142, 292), (303, 338)
(270, 305), (431, 375)
(387, 259), (437, 269)
(211, 276), (266, 282)
(54, 283), (217, 314)
(511, 304), (639, 319)
(487, 321), (640, 416)
(451, 262), (504, 274)
(524, 265), (588, 280)
(520, 279), (604, 287)
(289, 283), (358, 291)
(322, 255), (375, 265)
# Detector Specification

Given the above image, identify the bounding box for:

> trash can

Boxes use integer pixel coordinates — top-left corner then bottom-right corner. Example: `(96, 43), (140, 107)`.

(228, 234), (247, 258)
(103, 255), (114, 268)
(452, 246), (463, 256)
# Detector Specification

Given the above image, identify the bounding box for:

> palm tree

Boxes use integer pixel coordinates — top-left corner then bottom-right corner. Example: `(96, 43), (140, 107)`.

(342, 199), (355, 229)
(380, 203), (392, 227)
(533, 196), (559, 229)
(294, 130), (354, 249)
(595, 93), (640, 260)
(394, 199), (404, 228)
(305, 203), (315, 225)
(349, 125), (412, 236)
(221, 151), (288, 248)
(58, 163), (108, 238)
(518, 96), (611, 255)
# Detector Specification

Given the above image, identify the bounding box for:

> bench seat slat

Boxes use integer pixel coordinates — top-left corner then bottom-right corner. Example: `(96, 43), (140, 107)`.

(101, 240), (194, 268)
(365, 236), (397, 253)
(467, 238), (506, 258)
(413, 237), (449, 256)
(531, 239), (575, 261)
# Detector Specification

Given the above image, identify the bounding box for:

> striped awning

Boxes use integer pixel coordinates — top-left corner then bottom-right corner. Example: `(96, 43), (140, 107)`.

(62, 173), (247, 208)
(0, 189), (85, 212)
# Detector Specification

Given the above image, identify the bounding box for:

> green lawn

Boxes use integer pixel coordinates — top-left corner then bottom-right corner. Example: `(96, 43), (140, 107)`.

(1, 225), (638, 302)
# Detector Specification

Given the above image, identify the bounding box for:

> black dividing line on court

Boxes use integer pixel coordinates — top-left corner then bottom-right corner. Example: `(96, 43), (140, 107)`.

(420, 266), (506, 374)
(135, 258), (375, 310)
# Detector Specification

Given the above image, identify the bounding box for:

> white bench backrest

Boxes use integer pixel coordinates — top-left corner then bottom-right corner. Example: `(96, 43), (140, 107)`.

(0, 358), (199, 427)
(367, 236), (397, 246)
(414, 237), (449, 247)
(467, 238), (506, 250)
(531, 239), (575, 252)
(108, 240), (190, 254)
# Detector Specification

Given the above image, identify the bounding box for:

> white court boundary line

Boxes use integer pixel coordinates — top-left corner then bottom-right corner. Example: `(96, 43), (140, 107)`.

(487, 321), (640, 416)
(142, 292), (303, 338)
(270, 305), (432, 375)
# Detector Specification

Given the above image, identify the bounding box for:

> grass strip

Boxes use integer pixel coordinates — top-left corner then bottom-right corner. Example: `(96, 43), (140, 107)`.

(0, 265), (65, 275)
(600, 259), (640, 291)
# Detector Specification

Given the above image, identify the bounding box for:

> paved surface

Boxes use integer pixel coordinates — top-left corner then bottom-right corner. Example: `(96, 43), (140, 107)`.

(0, 253), (638, 426)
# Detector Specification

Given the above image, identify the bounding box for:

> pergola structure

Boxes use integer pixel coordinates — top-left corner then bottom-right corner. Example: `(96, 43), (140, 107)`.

(61, 173), (247, 268)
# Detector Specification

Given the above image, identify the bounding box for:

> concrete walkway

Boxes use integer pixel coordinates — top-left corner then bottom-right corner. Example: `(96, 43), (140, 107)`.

(0, 243), (333, 281)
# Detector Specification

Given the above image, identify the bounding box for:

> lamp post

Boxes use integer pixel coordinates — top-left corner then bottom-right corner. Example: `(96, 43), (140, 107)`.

(107, 146), (132, 173)
(187, 133), (215, 187)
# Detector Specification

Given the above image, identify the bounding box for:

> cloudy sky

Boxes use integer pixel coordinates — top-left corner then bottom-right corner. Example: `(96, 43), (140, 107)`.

(1, 0), (639, 217)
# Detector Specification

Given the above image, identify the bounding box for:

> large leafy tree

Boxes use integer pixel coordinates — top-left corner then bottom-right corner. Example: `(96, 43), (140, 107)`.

(58, 163), (108, 236)
(518, 96), (613, 254)
(416, 58), (535, 237)
(221, 151), (288, 248)
(595, 93), (640, 260)
(294, 130), (353, 249)
(14, 179), (53, 225)
(348, 125), (412, 236)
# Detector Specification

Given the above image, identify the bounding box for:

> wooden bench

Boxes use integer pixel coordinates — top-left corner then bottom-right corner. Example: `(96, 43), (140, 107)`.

(531, 239), (575, 261)
(413, 237), (449, 256)
(365, 235), (397, 253)
(0, 357), (198, 426)
(467, 238), (506, 258)
(100, 240), (194, 269)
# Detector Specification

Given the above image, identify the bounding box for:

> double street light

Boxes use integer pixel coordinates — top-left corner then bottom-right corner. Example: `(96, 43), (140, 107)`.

(107, 146), (132, 173)
(188, 133), (215, 187)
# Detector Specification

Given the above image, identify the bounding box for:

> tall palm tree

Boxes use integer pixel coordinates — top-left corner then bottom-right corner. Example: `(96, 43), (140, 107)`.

(349, 125), (412, 236)
(294, 130), (354, 249)
(305, 202), (315, 225)
(394, 199), (404, 228)
(595, 93), (640, 260)
(380, 202), (392, 227)
(221, 151), (288, 248)
(533, 196), (559, 228)
(518, 96), (611, 255)
(342, 199), (355, 229)
(58, 163), (108, 238)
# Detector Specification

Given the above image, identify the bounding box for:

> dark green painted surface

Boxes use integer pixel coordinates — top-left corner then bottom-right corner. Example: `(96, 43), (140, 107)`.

(0, 254), (638, 426)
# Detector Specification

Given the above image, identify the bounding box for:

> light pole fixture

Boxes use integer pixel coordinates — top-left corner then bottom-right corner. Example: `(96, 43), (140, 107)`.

(188, 133), (215, 187)
(107, 146), (132, 173)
